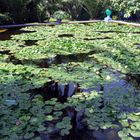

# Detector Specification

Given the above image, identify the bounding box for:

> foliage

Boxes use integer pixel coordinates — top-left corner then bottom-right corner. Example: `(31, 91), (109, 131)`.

(60, 0), (82, 19)
(0, 22), (140, 139)
(79, 0), (109, 19)
(0, 13), (13, 25)
(0, 0), (49, 24)
(110, 0), (140, 17)
(53, 10), (71, 19)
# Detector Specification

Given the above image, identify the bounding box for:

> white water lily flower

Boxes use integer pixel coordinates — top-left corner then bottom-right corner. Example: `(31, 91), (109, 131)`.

(96, 71), (99, 75)
(106, 75), (111, 80)
(112, 49), (116, 52)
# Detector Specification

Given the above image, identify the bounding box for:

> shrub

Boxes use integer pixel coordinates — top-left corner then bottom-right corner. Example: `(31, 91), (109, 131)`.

(53, 10), (71, 20)
(0, 13), (13, 25)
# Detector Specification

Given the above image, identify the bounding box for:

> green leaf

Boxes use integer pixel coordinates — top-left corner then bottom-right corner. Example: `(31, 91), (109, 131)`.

(37, 125), (46, 132)
(60, 129), (70, 136)
(24, 132), (34, 139)
(46, 115), (54, 121)
(130, 130), (140, 137)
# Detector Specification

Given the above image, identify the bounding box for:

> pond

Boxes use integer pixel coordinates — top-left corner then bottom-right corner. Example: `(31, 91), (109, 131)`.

(0, 22), (140, 140)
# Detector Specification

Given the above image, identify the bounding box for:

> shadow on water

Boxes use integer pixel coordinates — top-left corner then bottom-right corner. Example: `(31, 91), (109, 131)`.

(27, 50), (104, 68)
(18, 40), (38, 47)
(95, 30), (140, 34)
(0, 29), (36, 40)
(7, 55), (22, 64)
(133, 43), (140, 49)
(25, 40), (38, 46)
(37, 53), (92, 68)
(0, 50), (12, 55)
(5, 49), (104, 67)
(83, 37), (111, 41)
(58, 34), (74, 38)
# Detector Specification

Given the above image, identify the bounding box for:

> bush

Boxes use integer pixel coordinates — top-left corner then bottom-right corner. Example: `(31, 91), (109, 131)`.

(0, 13), (13, 25)
(53, 11), (71, 20)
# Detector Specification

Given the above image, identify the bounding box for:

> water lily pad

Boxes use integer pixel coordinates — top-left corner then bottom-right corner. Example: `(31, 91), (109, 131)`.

(46, 115), (54, 121)
(24, 132), (34, 139)
(37, 125), (46, 131)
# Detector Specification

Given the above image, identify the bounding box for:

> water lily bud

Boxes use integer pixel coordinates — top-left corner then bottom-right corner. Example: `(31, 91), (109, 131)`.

(16, 120), (21, 126)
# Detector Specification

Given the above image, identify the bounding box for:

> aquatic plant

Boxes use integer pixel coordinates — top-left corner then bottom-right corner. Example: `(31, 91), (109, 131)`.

(0, 22), (140, 140)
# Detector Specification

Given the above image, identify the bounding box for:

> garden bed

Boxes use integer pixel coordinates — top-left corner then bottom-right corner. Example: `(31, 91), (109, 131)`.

(0, 22), (140, 140)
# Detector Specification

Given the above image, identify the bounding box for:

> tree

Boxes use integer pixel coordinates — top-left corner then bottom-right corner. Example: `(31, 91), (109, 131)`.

(0, 0), (49, 24)
(79, 0), (109, 19)
(0, 0), (32, 23)
(60, 0), (82, 19)
(110, 0), (140, 17)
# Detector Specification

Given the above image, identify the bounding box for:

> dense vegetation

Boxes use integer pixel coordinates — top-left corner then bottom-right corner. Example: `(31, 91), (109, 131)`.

(0, 22), (140, 140)
(0, 0), (140, 25)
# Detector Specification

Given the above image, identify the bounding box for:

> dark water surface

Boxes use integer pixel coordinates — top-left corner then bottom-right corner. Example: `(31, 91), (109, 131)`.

(0, 29), (36, 40)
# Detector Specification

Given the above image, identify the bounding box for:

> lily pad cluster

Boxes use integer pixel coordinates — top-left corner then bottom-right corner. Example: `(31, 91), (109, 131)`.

(0, 22), (140, 140)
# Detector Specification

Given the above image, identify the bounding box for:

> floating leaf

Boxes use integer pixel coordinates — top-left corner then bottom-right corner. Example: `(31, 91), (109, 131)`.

(24, 133), (34, 139)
